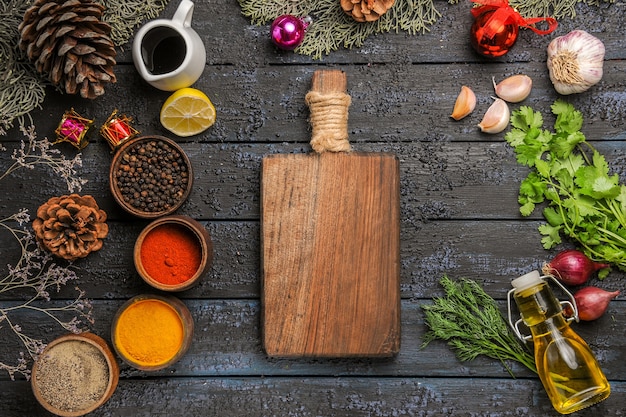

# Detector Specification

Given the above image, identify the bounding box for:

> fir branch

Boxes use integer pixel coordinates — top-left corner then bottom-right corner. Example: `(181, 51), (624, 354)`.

(510, 0), (615, 20)
(0, 0), (170, 132)
(238, 0), (616, 59)
(421, 275), (537, 376)
(102, 0), (170, 46)
(0, 0), (45, 134)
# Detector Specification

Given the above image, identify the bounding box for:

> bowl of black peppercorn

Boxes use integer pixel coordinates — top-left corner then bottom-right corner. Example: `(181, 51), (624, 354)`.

(109, 136), (193, 219)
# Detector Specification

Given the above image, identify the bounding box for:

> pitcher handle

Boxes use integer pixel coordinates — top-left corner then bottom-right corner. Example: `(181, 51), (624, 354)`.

(173, 0), (195, 28)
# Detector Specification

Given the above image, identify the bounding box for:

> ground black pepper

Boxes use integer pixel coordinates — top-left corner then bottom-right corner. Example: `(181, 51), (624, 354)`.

(33, 340), (110, 413)
(113, 139), (190, 214)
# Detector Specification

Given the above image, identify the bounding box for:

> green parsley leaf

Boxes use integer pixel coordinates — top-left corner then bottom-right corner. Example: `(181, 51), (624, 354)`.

(539, 223), (562, 249)
(552, 101), (584, 135)
(543, 207), (564, 227)
(507, 100), (626, 274)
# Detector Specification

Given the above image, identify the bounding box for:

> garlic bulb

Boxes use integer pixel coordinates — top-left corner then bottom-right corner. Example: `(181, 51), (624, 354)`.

(546, 30), (605, 95)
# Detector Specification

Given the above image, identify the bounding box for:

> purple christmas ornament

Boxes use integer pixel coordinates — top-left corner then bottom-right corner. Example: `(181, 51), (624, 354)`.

(270, 15), (310, 50)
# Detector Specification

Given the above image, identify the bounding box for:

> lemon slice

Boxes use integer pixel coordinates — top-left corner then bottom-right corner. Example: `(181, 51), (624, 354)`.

(160, 88), (216, 137)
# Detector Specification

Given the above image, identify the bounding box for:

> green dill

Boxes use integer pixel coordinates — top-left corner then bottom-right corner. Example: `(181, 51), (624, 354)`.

(505, 100), (626, 274)
(421, 275), (536, 376)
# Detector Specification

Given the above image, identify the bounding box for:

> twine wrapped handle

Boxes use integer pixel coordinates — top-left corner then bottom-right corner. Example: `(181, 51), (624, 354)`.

(305, 70), (352, 153)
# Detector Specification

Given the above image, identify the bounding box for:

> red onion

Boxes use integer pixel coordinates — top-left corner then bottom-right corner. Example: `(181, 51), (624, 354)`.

(542, 249), (609, 286)
(573, 286), (620, 321)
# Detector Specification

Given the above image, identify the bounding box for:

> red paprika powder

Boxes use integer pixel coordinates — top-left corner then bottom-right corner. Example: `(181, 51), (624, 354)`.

(139, 223), (202, 285)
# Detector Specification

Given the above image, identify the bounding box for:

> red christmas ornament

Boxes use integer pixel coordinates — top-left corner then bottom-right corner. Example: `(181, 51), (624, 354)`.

(469, 0), (558, 58)
(470, 9), (518, 57)
(100, 110), (139, 150)
(270, 15), (310, 50)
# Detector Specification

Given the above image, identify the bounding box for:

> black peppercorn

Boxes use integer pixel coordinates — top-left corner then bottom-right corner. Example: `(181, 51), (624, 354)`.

(113, 138), (191, 214)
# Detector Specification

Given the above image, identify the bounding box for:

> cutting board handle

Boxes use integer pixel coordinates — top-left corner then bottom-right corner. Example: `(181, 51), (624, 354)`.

(305, 70), (352, 153)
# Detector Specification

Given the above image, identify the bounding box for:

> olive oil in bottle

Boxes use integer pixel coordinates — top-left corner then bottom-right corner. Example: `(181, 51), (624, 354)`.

(509, 271), (610, 414)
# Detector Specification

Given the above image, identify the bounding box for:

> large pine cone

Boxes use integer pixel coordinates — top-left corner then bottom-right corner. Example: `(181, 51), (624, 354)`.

(33, 194), (109, 261)
(340, 0), (395, 22)
(18, 0), (117, 99)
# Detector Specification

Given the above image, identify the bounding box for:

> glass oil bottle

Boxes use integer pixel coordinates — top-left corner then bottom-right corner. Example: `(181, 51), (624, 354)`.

(507, 271), (610, 414)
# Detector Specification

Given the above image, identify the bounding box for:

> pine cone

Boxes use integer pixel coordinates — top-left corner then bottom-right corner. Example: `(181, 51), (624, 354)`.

(340, 0), (395, 22)
(18, 0), (117, 99)
(32, 194), (109, 261)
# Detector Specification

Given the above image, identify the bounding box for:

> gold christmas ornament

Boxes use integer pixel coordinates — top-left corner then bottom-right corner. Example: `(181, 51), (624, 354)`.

(32, 194), (109, 261)
(340, 0), (395, 22)
(18, 0), (117, 99)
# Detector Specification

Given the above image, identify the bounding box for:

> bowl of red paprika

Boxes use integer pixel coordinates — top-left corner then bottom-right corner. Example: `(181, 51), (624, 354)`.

(134, 215), (213, 292)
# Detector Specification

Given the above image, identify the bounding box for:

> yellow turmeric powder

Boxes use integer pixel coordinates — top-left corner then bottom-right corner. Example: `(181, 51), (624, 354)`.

(113, 298), (185, 368)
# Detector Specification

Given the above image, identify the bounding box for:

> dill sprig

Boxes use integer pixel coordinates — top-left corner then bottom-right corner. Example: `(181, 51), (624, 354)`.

(421, 275), (537, 376)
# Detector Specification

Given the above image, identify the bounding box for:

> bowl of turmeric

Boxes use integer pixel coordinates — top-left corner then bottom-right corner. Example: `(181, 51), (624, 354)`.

(111, 294), (194, 371)
(133, 215), (213, 292)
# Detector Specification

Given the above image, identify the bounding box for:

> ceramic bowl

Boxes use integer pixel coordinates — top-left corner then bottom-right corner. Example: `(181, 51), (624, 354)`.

(31, 332), (119, 417)
(111, 294), (194, 371)
(133, 215), (213, 292)
(109, 136), (193, 219)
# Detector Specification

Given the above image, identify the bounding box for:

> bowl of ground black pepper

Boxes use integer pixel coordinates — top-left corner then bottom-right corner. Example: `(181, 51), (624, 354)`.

(134, 215), (213, 291)
(31, 332), (119, 417)
(109, 136), (193, 218)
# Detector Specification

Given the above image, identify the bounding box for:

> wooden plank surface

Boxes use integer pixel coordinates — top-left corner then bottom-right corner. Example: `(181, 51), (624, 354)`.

(1, 0), (625, 415)
(262, 152), (401, 357)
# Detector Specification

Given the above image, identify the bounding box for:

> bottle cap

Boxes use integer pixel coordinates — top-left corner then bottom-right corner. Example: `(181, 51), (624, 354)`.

(511, 270), (542, 291)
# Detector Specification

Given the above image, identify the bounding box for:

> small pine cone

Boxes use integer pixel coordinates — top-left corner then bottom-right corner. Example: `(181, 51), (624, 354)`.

(18, 0), (117, 99)
(340, 0), (395, 22)
(32, 194), (109, 261)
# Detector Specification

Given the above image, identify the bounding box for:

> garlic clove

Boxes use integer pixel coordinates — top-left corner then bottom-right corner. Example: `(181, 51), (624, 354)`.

(450, 85), (476, 120)
(547, 30), (605, 95)
(477, 98), (509, 134)
(493, 74), (532, 103)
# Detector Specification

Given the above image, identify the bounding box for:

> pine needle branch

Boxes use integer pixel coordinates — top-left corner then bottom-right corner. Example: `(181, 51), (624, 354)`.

(237, 0), (615, 59)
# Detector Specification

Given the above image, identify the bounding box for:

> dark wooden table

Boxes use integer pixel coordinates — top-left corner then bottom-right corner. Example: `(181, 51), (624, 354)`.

(1, 0), (625, 415)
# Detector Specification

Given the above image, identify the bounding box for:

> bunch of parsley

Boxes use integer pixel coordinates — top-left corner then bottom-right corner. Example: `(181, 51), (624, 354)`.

(505, 100), (626, 274)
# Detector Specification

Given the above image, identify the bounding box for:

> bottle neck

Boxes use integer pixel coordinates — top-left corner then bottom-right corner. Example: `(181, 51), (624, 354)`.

(513, 282), (565, 329)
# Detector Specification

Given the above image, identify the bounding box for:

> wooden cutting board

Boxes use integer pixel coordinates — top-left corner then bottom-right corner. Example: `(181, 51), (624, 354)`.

(261, 70), (400, 358)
